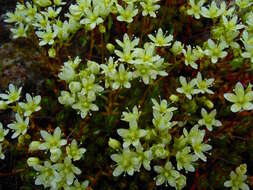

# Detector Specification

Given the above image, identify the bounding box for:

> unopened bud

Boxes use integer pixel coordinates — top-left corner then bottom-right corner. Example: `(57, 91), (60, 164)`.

(18, 135), (24, 144)
(108, 138), (120, 150)
(25, 134), (31, 140)
(29, 141), (41, 151)
(27, 157), (40, 167)
(171, 41), (183, 56)
(48, 47), (56, 58)
(106, 43), (115, 53)
(99, 25), (106, 33)
(69, 81), (81, 93)
(169, 94), (179, 102)
(0, 101), (8, 110)
(205, 99), (214, 109)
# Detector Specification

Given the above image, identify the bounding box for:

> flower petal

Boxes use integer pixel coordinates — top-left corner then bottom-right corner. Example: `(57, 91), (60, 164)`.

(224, 93), (238, 102)
(231, 104), (242, 112)
(243, 102), (253, 111)
(113, 166), (124, 177)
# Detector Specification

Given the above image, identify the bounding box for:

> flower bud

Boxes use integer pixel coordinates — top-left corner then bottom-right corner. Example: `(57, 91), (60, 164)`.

(58, 91), (75, 105)
(27, 157), (40, 167)
(0, 101), (8, 110)
(152, 144), (169, 159)
(87, 61), (100, 74)
(48, 48), (56, 58)
(111, 6), (118, 14)
(108, 138), (120, 150)
(169, 94), (179, 102)
(236, 164), (247, 174)
(25, 134), (31, 140)
(179, 5), (186, 14)
(144, 129), (155, 141)
(50, 148), (62, 162)
(18, 135), (25, 145)
(29, 141), (41, 151)
(99, 25), (106, 33)
(69, 81), (81, 93)
(205, 99), (214, 109)
(106, 43), (115, 53)
(171, 41), (183, 56)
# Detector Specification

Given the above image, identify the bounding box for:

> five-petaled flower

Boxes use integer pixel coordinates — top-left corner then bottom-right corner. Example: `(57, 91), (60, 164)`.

(224, 82), (253, 112)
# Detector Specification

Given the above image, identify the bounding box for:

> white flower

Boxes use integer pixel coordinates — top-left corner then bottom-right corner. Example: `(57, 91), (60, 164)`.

(201, 1), (225, 19)
(140, 0), (160, 18)
(7, 113), (29, 139)
(235, 0), (253, 9)
(176, 146), (198, 172)
(182, 45), (198, 69)
(151, 98), (177, 115)
(58, 57), (81, 82)
(41, 7), (62, 18)
(56, 157), (82, 185)
(69, 180), (89, 190)
(132, 42), (161, 65)
(135, 145), (153, 171)
(58, 91), (76, 106)
(112, 64), (133, 89)
(195, 72), (214, 94)
(19, 94), (41, 117)
(154, 161), (180, 187)
(10, 23), (29, 39)
(170, 41), (184, 56)
(111, 149), (139, 176)
(0, 84), (22, 104)
(121, 106), (141, 127)
(66, 139), (86, 161)
(53, 21), (70, 41)
(54, 0), (66, 6)
(198, 108), (222, 131)
(224, 164), (249, 190)
(116, 3), (138, 23)
(176, 76), (198, 99)
(224, 82), (253, 112)
(81, 74), (104, 100)
(72, 95), (98, 118)
(117, 122), (147, 148)
(33, 161), (61, 188)
(38, 127), (67, 152)
(204, 39), (228, 64)
(148, 28), (173, 47)
(187, 0), (206, 19)
(183, 125), (212, 161)
(80, 6), (104, 30)
(35, 24), (58, 46)
(116, 33), (139, 50)
(222, 15), (244, 32)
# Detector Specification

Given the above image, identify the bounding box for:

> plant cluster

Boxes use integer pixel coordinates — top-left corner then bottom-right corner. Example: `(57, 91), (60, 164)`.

(58, 56), (103, 118)
(27, 127), (88, 189)
(0, 84), (41, 159)
(109, 99), (213, 189)
(186, 0), (253, 67)
(4, 0), (161, 57)
(224, 164), (249, 190)
(1, 0), (253, 189)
